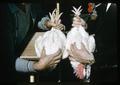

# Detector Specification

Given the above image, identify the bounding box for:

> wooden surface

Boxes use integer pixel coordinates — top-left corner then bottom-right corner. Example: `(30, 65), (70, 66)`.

(20, 32), (45, 60)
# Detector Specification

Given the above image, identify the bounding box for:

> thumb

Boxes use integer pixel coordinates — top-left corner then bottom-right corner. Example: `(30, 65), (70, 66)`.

(41, 47), (46, 58)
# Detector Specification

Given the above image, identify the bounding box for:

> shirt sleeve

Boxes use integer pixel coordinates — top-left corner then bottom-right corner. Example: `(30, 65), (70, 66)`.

(37, 16), (50, 30)
(15, 58), (36, 72)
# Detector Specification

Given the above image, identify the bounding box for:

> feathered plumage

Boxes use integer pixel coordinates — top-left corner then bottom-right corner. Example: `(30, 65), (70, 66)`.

(63, 6), (96, 79)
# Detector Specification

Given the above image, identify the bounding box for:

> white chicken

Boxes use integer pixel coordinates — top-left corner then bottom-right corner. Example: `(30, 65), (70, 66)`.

(35, 9), (66, 59)
(63, 6), (96, 80)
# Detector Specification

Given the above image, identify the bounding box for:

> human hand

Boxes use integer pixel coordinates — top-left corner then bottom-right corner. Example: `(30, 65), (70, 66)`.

(45, 20), (65, 30)
(45, 19), (61, 28)
(33, 47), (62, 71)
(71, 6), (82, 28)
(72, 16), (81, 27)
(45, 9), (65, 30)
(68, 43), (95, 64)
(72, 16), (87, 29)
(71, 6), (87, 29)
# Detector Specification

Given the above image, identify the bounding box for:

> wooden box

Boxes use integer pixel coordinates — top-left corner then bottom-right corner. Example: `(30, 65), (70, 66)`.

(20, 32), (45, 60)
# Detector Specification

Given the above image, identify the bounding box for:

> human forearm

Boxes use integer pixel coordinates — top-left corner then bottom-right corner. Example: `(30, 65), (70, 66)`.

(15, 58), (36, 72)
(37, 16), (50, 30)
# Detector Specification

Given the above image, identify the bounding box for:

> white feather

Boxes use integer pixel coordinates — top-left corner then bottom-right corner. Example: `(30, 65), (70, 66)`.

(35, 28), (66, 57)
(63, 22), (95, 73)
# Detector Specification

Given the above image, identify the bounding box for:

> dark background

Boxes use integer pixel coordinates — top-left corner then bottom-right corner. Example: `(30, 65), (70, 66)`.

(0, 0), (118, 84)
